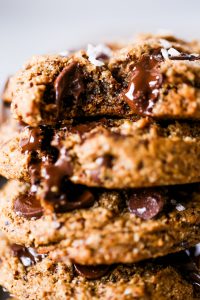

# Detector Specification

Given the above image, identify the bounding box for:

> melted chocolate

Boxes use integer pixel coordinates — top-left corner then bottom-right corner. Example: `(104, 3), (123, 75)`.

(169, 53), (200, 61)
(54, 62), (84, 117)
(74, 263), (110, 279)
(17, 124), (97, 213)
(20, 128), (43, 153)
(127, 188), (166, 220)
(14, 193), (44, 219)
(11, 244), (45, 267)
(123, 50), (163, 115)
(53, 184), (95, 213)
(41, 147), (73, 199)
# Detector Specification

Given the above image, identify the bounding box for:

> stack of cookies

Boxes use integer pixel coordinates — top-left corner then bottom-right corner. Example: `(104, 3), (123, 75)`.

(0, 34), (199, 300)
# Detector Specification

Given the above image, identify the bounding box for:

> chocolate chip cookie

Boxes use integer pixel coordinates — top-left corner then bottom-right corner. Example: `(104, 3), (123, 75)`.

(5, 34), (200, 126)
(0, 234), (199, 300)
(0, 180), (199, 265)
(1, 117), (200, 189)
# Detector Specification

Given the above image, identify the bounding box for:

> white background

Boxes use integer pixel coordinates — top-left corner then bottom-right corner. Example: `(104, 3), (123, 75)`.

(0, 0), (200, 90)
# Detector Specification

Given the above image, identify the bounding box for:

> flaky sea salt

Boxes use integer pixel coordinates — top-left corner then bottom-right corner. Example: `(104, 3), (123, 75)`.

(160, 39), (172, 49)
(176, 204), (185, 211)
(20, 256), (32, 267)
(161, 48), (169, 60)
(87, 44), (112, 66)
(168, 47), (181, 57)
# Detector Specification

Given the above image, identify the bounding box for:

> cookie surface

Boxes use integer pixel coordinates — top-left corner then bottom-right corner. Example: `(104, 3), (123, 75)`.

(0, 180), (199, 265)
(5, 34), (200, 126)
(1, 117), (200, 189)
(0, 235), (198, 300)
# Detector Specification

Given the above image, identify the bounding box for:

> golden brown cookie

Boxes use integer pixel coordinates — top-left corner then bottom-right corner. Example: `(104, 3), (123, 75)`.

(0, 180), (199, 265)
(1, 117), (200, 188)
(5, 35), (200, 126)
(0, 234), (198, 300)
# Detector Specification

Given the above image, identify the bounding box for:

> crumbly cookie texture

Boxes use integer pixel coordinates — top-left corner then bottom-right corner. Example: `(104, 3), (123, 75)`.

(0, 180), (199, 265)
(5, 34), (200, 126)
(1, 117), (200, 188)
(0, 235), (197, 300)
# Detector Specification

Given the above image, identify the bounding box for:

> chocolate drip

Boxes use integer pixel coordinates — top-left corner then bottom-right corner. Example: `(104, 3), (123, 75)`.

(14, 193), (44, 219)
(54, 62), (84, 117)
(41, 147), (73, 199)
(127, 188), (166, 220)
(123, 50), (163, 115)
(20, 128), (43, 153)
(74, 263), (110, 279)
(17, 124), (97, 213)
(11, 244), (45, 267)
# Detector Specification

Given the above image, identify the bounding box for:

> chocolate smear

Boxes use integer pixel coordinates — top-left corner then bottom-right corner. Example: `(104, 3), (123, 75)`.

(54, 62), (84, 117)
(123, 50), (163, 115)
(20, 127), (43, 153)
(41, 147), (73, 199)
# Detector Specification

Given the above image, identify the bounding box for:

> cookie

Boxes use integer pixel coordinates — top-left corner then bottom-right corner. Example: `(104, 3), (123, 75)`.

(0, 180), (199, 265)
(1, 117), (200, 189)
(0, 234), (198, 300)
(5, 34), (200, 126)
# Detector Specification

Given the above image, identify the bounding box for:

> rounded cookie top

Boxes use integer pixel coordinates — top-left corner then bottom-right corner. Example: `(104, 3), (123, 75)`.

(5, 34), (200, 126)
(0, 234), (198, 300)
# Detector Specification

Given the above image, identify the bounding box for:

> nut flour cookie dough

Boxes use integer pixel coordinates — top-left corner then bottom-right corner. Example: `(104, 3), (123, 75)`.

(0, 180), (199, 265)
(0, 235), (199, 300)
(4, 34), (200, 126)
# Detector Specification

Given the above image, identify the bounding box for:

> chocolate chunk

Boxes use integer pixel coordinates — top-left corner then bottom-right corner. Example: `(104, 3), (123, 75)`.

(41, 147), (73, 199)
(54, 184), (95, 212)
(123, 49), (163, 115)
(14, 193), (44, 219)
(11, 244), (45, 267)
(97, 154), (114, 168)
(54, 62), (84, 117)
(74, 263), (110, 279)
(127, 188), (165, 219)
(96, 53), (110, 61)
(169, 53), (200, 61)
(20, 128), (43, 153)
